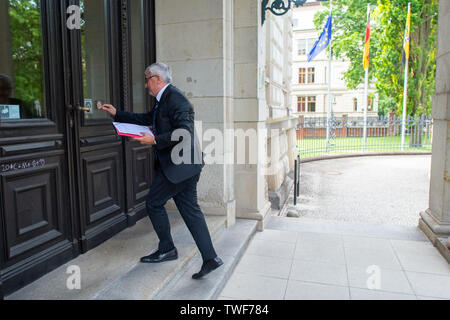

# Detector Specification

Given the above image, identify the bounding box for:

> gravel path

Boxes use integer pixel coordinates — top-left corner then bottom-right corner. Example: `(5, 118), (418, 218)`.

(290, 155), (431, 227)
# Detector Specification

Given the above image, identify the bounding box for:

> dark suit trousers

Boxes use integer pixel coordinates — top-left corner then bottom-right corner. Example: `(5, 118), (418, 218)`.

(146, 170), (217, 262)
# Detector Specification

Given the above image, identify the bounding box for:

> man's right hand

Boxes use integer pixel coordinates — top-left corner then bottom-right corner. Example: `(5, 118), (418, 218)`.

(99, 104), (117, 117)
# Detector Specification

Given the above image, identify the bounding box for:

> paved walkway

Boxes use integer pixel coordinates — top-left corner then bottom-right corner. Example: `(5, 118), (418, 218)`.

(219, 155), (450, 300)
(291, 155), (431, 226)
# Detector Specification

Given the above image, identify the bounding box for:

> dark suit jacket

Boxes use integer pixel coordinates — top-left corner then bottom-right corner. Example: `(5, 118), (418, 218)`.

(115, 84), (204, 184)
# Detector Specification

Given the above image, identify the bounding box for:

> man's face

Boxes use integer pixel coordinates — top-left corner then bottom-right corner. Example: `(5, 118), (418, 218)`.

(145, 71), (159, 97)
(0, 79), (11, 103)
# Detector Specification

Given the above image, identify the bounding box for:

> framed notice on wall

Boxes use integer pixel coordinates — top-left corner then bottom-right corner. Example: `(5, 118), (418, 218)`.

(0, 105), (20, 120)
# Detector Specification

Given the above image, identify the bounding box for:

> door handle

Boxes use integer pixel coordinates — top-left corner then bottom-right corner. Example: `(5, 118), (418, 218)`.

(68, 104), (91, 112)
(77, 106), (91, 112)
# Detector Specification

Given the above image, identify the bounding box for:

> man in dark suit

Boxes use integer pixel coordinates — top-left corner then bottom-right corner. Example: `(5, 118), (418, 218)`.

(100, 62), (223, 279)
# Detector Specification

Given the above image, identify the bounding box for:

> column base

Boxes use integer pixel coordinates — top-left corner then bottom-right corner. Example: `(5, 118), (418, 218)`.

(237, 201), (272, 232)
(268, 175), (293, 210)
(419, 209), (450, 263)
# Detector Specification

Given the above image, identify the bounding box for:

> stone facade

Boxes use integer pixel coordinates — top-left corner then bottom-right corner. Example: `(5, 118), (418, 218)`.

(155, 0), (297, 229)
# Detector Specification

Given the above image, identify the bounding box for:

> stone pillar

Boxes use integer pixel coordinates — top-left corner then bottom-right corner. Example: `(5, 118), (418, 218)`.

(233, 0), (271, 230)
(419, 0), (450, 260)
(155, 0), (236, 227)
(0, 0), (14, 79)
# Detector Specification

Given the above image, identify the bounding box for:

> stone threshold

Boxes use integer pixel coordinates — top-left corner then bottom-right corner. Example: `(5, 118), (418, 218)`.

(6, 212), (227, 300)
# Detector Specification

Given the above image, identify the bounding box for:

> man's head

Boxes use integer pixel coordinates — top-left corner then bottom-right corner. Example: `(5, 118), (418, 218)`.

(145, 62), (172, 97)
(0, 74), (13, 104)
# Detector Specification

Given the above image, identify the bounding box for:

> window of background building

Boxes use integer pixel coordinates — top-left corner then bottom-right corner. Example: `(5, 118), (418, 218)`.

(353, 98), (358, 111)
(308, 67), (315, 84)
(298, 68), (306, 84)
(297, 39), (306, 56)
(308, 96), (316, 112)
(297, 96), (306, 112)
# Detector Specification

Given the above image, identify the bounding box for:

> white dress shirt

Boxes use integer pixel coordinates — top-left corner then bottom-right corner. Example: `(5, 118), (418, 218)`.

(156, 83), (170, 102)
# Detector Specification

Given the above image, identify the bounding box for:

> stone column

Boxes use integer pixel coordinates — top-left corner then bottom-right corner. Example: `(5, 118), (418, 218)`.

(155, 0), (236, 227)
(0, 0), (14, 79)
(233, 0), (272, 230)
(419, 0), (450, 259)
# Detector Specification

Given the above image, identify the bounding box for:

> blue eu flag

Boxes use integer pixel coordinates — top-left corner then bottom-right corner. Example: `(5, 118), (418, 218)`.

(307, 13), (332, 62)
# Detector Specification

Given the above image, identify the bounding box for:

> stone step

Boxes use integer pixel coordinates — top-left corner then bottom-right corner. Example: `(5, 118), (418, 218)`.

(6, 212), (226, 300)
(93, 214), (228, 300)
(154, 219), (258, 300)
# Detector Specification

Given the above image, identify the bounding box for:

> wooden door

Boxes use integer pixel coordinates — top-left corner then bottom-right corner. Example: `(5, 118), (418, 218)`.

(0, 0), (77, 296)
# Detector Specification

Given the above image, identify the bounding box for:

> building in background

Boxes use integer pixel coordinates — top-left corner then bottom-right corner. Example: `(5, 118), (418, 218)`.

(291, 1), (378, 119)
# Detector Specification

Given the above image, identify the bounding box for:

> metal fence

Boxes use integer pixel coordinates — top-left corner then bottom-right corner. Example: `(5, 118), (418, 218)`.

(297, 114), (433, 159)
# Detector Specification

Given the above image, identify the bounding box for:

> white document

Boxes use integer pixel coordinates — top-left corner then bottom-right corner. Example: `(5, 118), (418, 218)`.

(112, 122), (154, 138)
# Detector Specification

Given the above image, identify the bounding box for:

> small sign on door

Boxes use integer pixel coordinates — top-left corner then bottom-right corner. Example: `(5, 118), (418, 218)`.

(0, 105), (21, 120)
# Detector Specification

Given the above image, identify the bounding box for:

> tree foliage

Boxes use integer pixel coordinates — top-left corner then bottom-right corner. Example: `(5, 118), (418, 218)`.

(314, 0), (438, 116)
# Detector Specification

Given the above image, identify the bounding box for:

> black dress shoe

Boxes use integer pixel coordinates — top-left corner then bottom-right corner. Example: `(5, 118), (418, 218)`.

(140, 248), (178, 263)
(192, 257), (224, 279)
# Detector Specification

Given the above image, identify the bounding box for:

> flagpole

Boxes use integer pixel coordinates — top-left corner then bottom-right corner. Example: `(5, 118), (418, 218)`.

(401, 2), (411, 151)
(363, 4), (370, 151)
(326, 0), (333, 153)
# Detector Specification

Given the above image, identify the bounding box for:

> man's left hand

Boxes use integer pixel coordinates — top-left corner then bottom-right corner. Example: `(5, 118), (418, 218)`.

(132, 132), (156, 145)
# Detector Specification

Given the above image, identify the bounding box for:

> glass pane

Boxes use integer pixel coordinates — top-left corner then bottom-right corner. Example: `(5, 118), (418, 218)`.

(80, 0), (110, 120)
(130, 0), (146, 113)
(297, 39), (306, 56)
(0, 0), (46, 120)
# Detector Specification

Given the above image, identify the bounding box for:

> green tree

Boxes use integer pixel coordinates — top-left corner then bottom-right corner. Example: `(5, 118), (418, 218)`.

(314, 0), (438, 117)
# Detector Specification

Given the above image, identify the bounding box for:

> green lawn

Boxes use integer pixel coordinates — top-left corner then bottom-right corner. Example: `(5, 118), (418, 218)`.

(297, 135), (432, 159)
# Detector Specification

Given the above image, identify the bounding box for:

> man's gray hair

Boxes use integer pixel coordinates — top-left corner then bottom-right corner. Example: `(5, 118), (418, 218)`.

(146, 62), (172, 84)
(0, 74), (13, 90)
